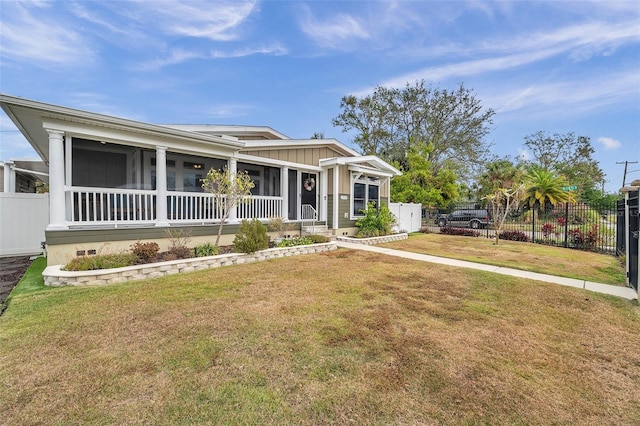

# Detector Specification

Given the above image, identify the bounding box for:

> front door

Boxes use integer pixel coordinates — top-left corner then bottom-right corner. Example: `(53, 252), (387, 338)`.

(301, 172), (317, 216)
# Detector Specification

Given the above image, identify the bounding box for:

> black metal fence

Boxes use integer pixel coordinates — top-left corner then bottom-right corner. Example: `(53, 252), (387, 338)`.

(425, 198), (621, 255)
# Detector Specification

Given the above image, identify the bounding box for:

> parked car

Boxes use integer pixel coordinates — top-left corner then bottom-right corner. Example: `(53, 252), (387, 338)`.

(435, 209), (492, 229)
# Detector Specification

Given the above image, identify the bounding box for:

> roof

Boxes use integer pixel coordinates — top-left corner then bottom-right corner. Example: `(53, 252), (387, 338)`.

(0, 94), (245, 163)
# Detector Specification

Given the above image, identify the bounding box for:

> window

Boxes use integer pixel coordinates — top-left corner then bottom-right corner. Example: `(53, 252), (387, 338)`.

(351, 173), (380, 217)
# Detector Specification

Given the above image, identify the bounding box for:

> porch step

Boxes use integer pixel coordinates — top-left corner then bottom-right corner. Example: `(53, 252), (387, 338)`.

(302, 225), (332, 237)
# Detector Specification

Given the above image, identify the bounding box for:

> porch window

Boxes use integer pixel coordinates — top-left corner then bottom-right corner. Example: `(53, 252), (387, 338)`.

(351, 174), (380, 217)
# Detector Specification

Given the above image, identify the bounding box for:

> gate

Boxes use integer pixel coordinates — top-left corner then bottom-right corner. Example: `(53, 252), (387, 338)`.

(627, 190), (639, 291)
(616, 198), (626, 256)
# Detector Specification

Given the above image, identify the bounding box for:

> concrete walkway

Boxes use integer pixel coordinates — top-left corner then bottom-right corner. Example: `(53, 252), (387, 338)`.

(335, 241), (638, 301)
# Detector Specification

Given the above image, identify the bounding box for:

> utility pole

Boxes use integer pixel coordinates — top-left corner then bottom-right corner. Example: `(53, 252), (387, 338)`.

(617, 161), (638, 187)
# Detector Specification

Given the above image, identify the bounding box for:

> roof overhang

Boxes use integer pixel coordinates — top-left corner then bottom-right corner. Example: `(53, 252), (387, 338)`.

(0, 94), (246, 164)
(319, 155), (402, 177)
(162, 124), (290, 140)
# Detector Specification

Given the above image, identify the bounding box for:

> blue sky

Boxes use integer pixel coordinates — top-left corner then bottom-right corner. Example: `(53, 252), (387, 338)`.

(1, 0), (638, 192)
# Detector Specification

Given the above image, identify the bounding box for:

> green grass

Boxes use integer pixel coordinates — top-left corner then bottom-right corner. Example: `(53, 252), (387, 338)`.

(6, 256), (48, 297)
(1, 250), (639, 425)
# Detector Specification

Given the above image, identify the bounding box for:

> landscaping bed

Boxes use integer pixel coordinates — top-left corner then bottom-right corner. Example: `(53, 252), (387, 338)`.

(44, 242), (337, 287)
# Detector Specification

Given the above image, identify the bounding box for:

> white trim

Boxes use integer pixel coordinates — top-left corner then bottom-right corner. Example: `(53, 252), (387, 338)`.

(319, 155), (401, 176)
(162, 124), (290, 140)
(332, 167), (339, 230)
(350, 172), (381, 220)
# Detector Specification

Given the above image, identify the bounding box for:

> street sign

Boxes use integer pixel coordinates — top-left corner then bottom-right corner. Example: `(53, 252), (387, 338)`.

(562, 185), (578, 191)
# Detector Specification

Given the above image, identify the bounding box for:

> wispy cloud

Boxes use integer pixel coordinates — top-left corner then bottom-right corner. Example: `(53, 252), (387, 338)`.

(210, 44), (288, 59)
(298, 6), (370, 49)
(125, 0), (258, 41)
(485, 69), (640, 117)
(206, 104), (253, 119)
(132, 48), (206, 72)
(0, 2), (95, 68)
(597, 137), (622, 150)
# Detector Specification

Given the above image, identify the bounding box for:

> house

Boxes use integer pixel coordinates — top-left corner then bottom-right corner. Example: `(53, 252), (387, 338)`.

(1, 159), (48, 193)
(0, 94), (400, 265)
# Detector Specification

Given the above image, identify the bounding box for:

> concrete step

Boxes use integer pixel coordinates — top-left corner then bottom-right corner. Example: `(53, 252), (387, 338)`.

(302, 225), (332, 236)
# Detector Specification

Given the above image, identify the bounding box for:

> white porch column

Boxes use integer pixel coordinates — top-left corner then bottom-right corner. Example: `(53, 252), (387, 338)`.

(333, 167), (339, 230)
(47, 130), (68, 230)
(281, 166), (289, 220)
(3, 160), (14, 193)
(320, 169), (328, 222)
(155, 146), (170, 227)
(228, 157), (238, 223)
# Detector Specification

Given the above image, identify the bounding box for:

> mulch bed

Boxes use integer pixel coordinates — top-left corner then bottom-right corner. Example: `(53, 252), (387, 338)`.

(0, 256), (33, 312)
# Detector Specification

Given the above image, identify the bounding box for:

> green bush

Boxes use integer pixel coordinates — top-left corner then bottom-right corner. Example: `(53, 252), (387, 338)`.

(355, 202), (397, 238)
(276, 236), (313, 248)
(130, 241), (160, 262)
(195, 242), (220, 257)
(64, 252), (137, 271)
(233, 219), (269, 253)
(306, 234), (331, 243)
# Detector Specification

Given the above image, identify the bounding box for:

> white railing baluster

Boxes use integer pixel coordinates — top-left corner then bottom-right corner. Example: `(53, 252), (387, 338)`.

(65, 187), (283, 226)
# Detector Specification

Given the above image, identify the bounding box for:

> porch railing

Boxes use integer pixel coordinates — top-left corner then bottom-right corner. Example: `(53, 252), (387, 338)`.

(237, 195), (283, 221)
(66, 187), (283, 226)
(68, 186), (156, 225)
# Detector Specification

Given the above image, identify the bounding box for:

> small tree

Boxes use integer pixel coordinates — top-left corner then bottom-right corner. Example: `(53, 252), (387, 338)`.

(485, 185), (525, 245)
(202, 167), (255, 246)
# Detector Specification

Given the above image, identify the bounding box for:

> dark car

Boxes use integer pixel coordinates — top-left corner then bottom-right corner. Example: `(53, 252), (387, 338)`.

(435, 209), (491, 229)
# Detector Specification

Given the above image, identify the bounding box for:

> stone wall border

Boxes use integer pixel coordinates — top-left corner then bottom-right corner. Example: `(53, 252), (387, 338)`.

(43, 242), (338, 287)
(335, 233), (408, 246)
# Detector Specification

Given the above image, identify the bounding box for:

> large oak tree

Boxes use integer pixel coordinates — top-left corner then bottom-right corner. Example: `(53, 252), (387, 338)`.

(332, 80), (495, 180)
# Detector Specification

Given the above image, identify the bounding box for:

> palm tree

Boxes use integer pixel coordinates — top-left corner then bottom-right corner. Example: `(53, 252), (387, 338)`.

(524, 168), (572, 210)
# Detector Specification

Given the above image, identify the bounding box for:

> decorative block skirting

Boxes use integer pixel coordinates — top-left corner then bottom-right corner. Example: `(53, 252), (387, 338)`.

(43, 242), (338, 287)
(335, 233), (408, 246)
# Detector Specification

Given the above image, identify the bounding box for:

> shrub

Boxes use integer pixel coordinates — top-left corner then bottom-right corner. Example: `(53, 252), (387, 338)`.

(268, 216), (295, 238)
(130, 241), (160, 263)
(195, 242), (220, 257)
(568, 224), (599, 250)
(355, 202), (397, 238)
(276, 236), (313, 247)
(499, 230), (530, 242)
(439, 226), (480, 237)
(64, 252), (137, 271)
(168, 245), (192, 259)
(541, 223), (555, 239)
(420, 226), (432, 234)
(234, 219), (269, 253)
(306, 234), (331, 243)
(165, 228), (192, 259)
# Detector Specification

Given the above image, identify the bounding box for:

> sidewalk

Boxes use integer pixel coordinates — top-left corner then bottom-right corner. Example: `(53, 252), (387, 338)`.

(335, 241), (638, 301)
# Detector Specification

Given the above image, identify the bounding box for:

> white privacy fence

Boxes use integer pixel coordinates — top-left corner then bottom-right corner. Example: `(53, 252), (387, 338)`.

(389, 202), (422, 233)
(0, 193), (48, 256)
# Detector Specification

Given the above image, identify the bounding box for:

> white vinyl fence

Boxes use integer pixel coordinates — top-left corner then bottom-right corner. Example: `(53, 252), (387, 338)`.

(0, 193), (48, 256)
(389, 202), (422, 233)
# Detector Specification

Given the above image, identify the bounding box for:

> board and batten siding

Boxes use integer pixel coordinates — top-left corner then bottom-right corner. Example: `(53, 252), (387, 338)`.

(241, 147), (340, 167)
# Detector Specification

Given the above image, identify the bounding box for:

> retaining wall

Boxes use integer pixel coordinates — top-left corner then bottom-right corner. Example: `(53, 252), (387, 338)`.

(335, 233), (408, 245)
(44, 242), (337, 287)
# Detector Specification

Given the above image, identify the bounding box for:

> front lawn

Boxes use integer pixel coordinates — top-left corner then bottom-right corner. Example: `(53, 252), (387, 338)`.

(382, 233), (627, 285)
(1, 249), (639, 424)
